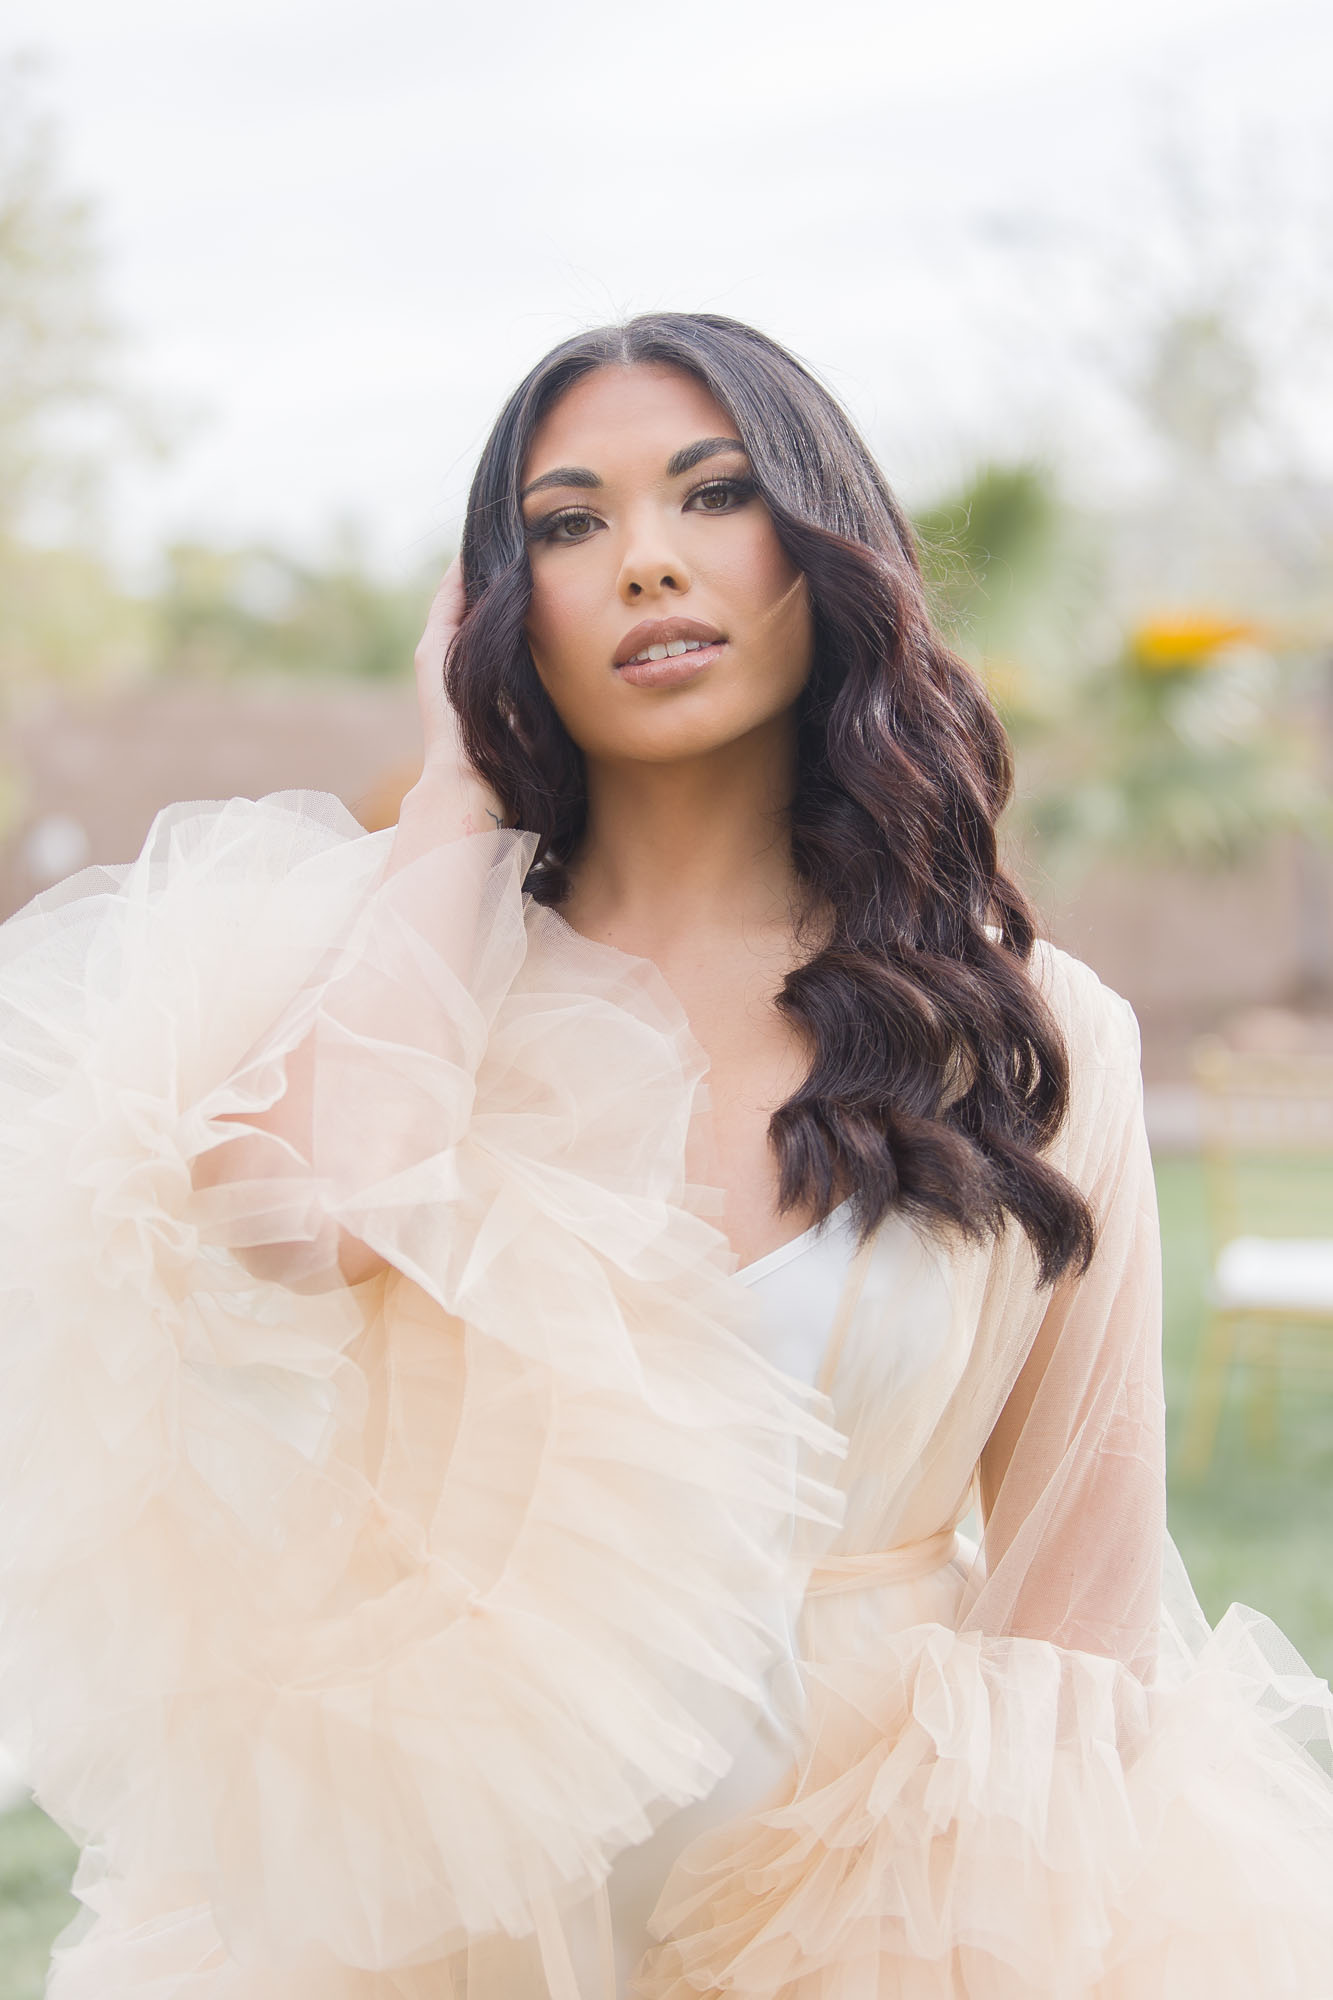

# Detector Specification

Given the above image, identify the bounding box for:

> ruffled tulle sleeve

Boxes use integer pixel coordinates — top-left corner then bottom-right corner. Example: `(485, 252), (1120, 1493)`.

(635, 949), (1333, 1997)
(0, 791), (848, 1997)
(970, 962), (1167, 1673)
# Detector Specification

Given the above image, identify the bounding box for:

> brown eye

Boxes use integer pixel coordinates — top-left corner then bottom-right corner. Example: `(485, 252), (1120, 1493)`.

(687, 477), (753, 515)
(553, 510), (596, 540)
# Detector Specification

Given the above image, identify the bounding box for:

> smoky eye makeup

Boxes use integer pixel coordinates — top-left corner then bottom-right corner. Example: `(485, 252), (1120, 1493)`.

(683, 473), (757, 512)
(523, 470), (758, 545)
(523, 503), (603, 544)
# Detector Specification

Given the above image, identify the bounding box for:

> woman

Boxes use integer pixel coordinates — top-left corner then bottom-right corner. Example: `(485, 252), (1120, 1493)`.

(0, 313), (1330, 1998)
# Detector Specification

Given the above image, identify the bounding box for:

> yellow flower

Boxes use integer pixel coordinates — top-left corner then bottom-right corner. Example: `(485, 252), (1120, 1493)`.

(1130, 615), (1262, 673)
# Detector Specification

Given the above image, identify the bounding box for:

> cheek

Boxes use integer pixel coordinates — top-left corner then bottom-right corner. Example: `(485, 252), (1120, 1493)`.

(723, 528), (813, 690)
(523, 566), (611, 746)
(707, 514), (805, 626)
(746, 525), (802, 607)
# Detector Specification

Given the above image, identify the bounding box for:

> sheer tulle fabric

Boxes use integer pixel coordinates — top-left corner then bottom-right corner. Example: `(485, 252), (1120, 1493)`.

(0, 791), (1328, 1999)
(0, 794), (846, 1992)
(633, 947), (1333, 1996)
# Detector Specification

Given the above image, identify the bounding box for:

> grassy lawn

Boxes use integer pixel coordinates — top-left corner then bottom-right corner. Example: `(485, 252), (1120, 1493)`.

(0, 1807), (77, 2000)
(1158, 1152), (1333, 1680)
(0, 1152), (1329, 1993)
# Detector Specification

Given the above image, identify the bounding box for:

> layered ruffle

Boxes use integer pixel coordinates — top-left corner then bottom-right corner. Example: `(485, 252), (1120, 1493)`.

(0, 791), (848, 1988)
(633, 1606), (1333, 1997)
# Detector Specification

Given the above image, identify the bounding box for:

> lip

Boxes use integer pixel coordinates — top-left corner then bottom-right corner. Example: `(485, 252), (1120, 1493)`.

(613, 616), (726, 669)
(617, 640), (727, 689)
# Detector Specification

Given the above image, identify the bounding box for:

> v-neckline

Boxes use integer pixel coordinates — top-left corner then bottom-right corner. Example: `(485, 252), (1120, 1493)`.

(532, 896), (861, 1341)
(733, 1196), (855, 1283)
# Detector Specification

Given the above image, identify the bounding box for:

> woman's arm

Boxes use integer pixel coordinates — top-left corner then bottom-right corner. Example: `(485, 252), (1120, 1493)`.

(195, 558), (509, 1287)
(974, 976), (1167, 1677)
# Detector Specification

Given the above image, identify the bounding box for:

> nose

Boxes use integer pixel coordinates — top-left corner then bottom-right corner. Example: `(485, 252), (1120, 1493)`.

(617, 512), (691, 602)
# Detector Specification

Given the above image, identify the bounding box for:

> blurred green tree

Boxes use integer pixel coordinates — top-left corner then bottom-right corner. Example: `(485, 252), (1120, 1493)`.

(0, 53), (159, 542)
(0, 64), (433, 702)
(0, 55), (155, 732)
(915, 460), (1110, 734)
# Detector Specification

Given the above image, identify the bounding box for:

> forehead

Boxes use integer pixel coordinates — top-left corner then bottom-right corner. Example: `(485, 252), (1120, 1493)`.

(522, 363), (738, 479)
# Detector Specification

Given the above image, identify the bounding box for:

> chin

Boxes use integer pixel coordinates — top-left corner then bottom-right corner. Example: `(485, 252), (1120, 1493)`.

(582, 704), (791, 765)
(551, 672), (804, 765)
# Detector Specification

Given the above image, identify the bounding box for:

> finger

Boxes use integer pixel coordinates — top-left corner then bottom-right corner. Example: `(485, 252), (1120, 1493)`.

(433, 552), (466, 635)
(413, 562), (473, 765)
(415, 554), (466, 677)
(413, 561), (463, 735)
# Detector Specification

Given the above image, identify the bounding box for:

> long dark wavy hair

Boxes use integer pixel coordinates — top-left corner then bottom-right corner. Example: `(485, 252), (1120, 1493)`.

(447, 313), (1095, 1287)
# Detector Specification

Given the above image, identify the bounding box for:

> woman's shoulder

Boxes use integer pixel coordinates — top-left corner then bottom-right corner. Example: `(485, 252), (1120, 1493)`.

(1021, 940), (1148, 1187)
(1025, 936), (1142, 1075)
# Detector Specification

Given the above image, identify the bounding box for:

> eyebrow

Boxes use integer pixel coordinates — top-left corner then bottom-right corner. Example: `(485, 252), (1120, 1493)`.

(519, 435), (747, 502)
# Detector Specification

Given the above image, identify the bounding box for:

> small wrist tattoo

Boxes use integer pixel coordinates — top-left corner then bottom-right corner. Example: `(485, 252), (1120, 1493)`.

(454, 804), (500, 836)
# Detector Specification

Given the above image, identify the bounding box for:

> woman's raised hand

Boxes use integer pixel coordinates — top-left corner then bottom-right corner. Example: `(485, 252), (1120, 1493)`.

(398, 555), (508, 850)
(413, 556), (468, 775)
(204, 556), (512, 1289)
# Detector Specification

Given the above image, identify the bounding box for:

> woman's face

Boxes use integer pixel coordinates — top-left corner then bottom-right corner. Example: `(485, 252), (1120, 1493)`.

(519, 362), (814, 765)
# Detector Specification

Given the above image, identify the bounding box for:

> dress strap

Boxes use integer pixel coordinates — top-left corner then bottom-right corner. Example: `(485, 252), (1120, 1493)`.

(814, 1222), (876, 1398)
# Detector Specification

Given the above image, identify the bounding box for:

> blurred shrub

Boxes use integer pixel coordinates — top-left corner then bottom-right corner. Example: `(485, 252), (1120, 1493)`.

(0, 534), (148, 691)
(1021, 620), (1330, 869)
(914, 464), (1333, 882)
(150, 533), (445, 681)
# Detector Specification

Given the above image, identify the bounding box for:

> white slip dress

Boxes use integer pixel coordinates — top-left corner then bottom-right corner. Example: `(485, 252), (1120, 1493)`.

(599, 1198), (860, 1995)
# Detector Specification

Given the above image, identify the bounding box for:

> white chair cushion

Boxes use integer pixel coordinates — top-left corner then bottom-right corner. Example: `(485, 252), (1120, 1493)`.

(1212, 1235), (1333, 1313)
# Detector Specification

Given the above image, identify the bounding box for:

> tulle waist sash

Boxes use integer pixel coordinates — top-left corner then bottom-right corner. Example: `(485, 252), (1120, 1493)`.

(805, 1525), (961, 1595)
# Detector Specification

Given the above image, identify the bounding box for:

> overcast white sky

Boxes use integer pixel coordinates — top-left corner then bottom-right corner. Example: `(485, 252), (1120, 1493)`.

(7, 0), (1333, 575)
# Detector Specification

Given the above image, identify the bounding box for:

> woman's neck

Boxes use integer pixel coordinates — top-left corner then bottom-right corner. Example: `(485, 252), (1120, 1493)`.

(563, 714), (805, 958)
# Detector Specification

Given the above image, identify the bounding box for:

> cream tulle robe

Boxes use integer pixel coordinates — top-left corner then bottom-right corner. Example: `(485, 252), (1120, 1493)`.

(0, 790), (1331, 2000)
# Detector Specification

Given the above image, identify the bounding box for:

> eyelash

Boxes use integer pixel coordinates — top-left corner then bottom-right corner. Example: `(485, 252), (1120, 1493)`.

(525, 475), (756, 544)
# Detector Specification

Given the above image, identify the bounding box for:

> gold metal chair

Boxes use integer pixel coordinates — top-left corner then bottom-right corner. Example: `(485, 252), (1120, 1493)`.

(1176, 1036), (1333, 1481)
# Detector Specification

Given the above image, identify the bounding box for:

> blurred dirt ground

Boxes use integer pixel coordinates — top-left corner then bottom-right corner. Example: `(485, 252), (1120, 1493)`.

(3, 682), (1330, 1086)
